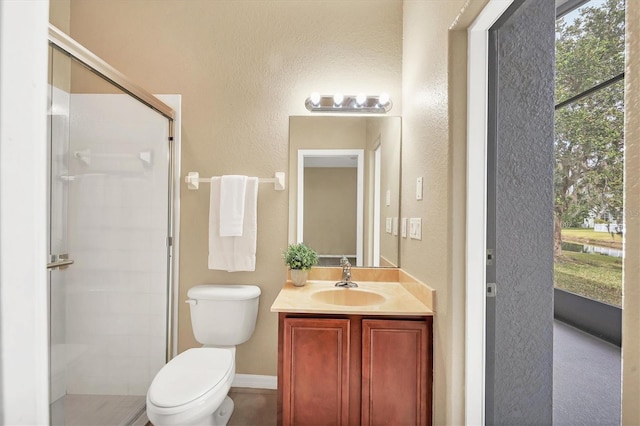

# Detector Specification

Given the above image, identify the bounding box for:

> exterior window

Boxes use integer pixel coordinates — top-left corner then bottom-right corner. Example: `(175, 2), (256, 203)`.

(554, 0), (625, 307)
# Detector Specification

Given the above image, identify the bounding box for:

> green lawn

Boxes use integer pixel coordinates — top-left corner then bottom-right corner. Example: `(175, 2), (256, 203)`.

(562, 227), (622, 249)
(554, 251), (622, 307)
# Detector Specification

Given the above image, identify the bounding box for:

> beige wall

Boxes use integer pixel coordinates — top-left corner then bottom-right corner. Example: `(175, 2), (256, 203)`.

(400, 0), (465, 425)
(304, 167), (357, 256)
(50, 0), (70, 33)
(51, 0), (640, 423)
(288, 116), (367, 244)
(365, 117), (401, 266)
(68, 0), (402, 376)
(623, 0), (640, 423)
(49, 0), (71, 92)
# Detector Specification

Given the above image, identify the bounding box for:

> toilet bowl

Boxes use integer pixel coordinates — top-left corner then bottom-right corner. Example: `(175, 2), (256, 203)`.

(146, 284), (261, 426)
(146, 348), (235, 426)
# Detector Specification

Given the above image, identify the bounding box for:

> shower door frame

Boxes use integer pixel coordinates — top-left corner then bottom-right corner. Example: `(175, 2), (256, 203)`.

(47, 22), (179, 375)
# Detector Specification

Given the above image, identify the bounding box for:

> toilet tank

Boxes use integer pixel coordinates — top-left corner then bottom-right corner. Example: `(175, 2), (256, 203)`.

(187, 284), (261, 346)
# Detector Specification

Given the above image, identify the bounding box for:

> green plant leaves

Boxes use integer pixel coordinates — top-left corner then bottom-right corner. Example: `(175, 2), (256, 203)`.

(283, 243), (319, 270)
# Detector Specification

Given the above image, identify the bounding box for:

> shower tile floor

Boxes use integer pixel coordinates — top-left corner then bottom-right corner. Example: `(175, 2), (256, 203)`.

(51, 394), (146, 426)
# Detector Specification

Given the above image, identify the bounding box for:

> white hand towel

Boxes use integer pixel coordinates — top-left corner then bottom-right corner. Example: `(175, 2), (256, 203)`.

(209, 177), (233, 271)
(219, 175), (247, 237)
(209, 176), (258, 272)
(230, 177), (258, 271)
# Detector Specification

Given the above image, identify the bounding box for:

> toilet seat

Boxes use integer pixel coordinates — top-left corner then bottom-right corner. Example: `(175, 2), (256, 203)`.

(147, 347), (234, 414)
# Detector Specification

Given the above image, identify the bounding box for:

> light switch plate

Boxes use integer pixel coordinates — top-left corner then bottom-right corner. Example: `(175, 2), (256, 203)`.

(386, 217), (393, 234)
(416, 177), (423, 200)
(401, 218), (407, 238)
(409, 218), (422, 240)
(385, 190), (391, 206)
(392, 217), (398, 236)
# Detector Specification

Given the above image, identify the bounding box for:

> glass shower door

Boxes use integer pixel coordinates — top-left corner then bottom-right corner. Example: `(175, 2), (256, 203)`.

(48, 43), (73, 424)
(47, 42), (173, 426)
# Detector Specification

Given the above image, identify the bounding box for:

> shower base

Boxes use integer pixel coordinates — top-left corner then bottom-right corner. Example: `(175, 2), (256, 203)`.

(51, 394), (146, 426)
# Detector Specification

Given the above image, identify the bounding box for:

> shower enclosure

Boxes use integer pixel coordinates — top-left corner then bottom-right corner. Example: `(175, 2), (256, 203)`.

(47, 26), (176, 425)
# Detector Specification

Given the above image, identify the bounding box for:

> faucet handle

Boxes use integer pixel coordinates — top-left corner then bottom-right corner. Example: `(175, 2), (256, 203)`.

(335, 256), (357, 288)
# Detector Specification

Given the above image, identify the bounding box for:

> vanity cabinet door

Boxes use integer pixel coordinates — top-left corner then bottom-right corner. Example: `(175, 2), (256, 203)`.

(361, 319), (431, 426)
(282, 317), (351, 426)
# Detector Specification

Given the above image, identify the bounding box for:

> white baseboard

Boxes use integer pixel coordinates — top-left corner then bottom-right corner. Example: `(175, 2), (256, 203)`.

(232, 374), (277, 390)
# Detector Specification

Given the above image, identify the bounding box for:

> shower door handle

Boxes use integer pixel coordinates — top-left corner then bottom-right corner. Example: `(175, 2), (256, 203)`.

(47, 254), (74, 270)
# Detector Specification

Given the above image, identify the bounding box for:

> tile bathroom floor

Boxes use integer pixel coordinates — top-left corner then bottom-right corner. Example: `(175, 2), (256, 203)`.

(144, 387), (277, 426)
(228, 387), (277, 426)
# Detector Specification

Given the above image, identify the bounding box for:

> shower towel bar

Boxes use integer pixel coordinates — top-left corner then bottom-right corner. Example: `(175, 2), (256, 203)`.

(185, 171), (285, 191)
(74, 149), (152, 165)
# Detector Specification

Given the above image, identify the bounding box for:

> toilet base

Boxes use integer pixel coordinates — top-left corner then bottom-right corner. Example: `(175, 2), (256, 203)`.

(212, 396), (234, 425)
(148, 394), (234, 426)
(180, 395), (234, 426)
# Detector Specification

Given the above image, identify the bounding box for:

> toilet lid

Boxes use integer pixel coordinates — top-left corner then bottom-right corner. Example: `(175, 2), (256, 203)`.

(148, 348), (233, 408)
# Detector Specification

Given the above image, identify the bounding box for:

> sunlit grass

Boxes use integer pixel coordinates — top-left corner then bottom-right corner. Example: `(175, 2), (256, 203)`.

(554, 251), (622, 307)
(562, 227), (622, 249)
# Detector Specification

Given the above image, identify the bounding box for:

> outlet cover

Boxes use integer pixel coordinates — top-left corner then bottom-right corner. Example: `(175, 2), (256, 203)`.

(409, 218), (422, 240)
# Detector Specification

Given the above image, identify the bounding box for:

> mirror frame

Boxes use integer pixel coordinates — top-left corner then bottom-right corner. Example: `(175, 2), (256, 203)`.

(288, 115), (401, 268)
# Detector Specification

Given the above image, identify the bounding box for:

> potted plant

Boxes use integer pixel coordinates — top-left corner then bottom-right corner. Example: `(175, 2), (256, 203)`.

(283, 243), (319, 286)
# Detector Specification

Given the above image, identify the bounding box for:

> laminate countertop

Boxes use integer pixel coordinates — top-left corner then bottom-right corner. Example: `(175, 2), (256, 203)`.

(270, 279), (434, 316)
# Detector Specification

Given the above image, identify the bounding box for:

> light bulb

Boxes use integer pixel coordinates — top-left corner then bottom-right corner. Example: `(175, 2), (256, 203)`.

(333, 93), (344, 106)
(356, 93), (367, 106)
(309, 92), (321, 106)
(378, 93), (390, 106)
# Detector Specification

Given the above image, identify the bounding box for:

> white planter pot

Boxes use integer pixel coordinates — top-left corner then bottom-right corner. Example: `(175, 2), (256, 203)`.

(290, 269), (309, 287)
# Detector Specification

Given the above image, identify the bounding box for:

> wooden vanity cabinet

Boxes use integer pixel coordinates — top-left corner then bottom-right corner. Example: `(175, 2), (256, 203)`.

(278, 313), (433, 426)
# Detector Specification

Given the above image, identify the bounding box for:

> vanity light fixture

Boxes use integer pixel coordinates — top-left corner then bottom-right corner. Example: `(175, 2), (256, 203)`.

(309, 92), (321, 106)
(333, 93), (344, 107)
(378, 92), (390, 107)
(305, 93), (393, 113)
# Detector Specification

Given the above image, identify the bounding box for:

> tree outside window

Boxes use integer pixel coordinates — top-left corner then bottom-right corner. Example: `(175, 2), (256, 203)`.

(554, 0), (625, 306)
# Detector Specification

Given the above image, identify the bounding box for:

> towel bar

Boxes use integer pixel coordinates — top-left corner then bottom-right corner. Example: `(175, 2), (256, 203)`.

(185, 171), (285, 191)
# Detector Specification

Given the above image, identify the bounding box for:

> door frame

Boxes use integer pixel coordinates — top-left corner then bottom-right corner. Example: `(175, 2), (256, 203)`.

(466, 2), (633, 424)
(372, 143), (381, 267)
(0, 1), (50, 423)
(297, 149), (364, 266)
(465, 1), (513, 424)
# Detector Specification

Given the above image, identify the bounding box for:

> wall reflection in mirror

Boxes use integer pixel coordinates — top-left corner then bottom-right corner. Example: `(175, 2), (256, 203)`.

(288, 116), (401, 268)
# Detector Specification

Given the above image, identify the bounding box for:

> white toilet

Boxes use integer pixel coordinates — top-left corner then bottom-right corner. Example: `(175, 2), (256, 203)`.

(146, 284), (261, 426)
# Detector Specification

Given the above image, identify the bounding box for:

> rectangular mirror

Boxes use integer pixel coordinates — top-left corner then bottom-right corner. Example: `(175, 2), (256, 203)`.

(288, 116), (401, 268)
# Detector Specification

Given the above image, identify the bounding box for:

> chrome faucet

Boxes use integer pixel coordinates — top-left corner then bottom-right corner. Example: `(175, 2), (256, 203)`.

(335, 256), (358, 288)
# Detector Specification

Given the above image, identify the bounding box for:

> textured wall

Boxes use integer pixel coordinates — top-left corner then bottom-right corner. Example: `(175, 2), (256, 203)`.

(304, 167), (357, 256)
(623, 0), (640, 423)
(52, 0), (640, 421)
(365, 117), (401, 266)
(69, 0), (402, 376)
(488, 0), (555, 424)
(401, 1), (467, 424)
(447, 0), (490, 422)
(288, 116), (367, 246)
